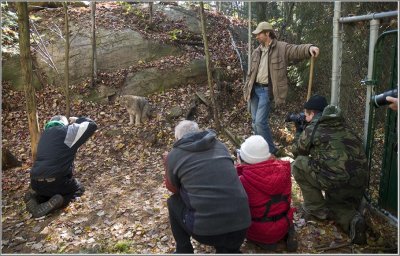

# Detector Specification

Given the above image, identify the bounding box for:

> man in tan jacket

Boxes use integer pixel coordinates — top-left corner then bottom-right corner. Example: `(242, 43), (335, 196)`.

(243, 21), (320, 155)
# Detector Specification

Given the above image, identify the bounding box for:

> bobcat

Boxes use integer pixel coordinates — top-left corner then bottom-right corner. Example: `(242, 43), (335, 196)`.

(119, 95), (151, 126)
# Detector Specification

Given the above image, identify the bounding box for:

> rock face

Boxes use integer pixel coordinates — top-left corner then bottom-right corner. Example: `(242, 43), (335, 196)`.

(155, 5), (201, 34)
(4, 4), (211, 98)
(27, 5), (207, 98)
(38, 27), (183, 85)
(2, 55), (42, 90)
(122, 58), (207, 96)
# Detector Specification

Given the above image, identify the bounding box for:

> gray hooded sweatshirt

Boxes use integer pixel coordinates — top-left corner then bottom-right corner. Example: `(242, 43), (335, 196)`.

(166, 130), (251, 236)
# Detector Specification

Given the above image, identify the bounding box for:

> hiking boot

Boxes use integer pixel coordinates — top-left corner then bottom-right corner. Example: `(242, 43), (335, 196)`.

(31, 194), (64, 218)
(300, 203), (328, 220)
(286, 224), (298, 252)
(350, 214), (367, 245)
(24, 188), (37, 203)
(25, 195), (40, 215)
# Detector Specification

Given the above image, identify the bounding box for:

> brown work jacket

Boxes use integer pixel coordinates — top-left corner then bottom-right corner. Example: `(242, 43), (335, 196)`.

(243, 39), (313, 105)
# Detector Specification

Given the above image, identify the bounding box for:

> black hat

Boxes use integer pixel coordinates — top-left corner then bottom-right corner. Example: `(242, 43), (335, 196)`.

(304, 95), (328, 112)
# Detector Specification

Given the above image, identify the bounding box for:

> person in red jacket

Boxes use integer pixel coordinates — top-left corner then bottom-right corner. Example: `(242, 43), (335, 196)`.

(236, 135), (298, 252)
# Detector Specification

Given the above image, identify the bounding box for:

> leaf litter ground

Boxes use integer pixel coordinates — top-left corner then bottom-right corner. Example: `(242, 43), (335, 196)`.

(3, 81), (396, 254)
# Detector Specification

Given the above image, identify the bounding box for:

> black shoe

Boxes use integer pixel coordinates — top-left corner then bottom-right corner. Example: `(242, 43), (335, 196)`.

(350, 214), (367, 245)
(249, 240), (277, 251)
(25, 195), (40, 215)
(286, 224), (298, 252)
(24, 188), (37, 203)
(300, 203), (328, 220)
(32, 194), (64, 218)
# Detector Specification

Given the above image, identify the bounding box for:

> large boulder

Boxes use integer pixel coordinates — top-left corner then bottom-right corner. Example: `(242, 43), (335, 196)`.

(155, 5), (201, 34)
(3, 4), (210, 97)
(122, 58), (206, 96)
(36, 26), (183, 85)
(2, 55), (42, 90)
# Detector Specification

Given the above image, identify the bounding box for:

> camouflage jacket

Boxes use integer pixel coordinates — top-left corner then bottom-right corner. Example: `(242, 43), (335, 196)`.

(292, 105), (368, 187)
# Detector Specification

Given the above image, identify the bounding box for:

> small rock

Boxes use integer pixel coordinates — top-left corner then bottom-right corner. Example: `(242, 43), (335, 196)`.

(32, 226), (41, 233)
(15, 222), (24, 228)
(14, 236), (26, 242)
(104, 219), (113, 226)
(31, 242), (43, 250)
(40, 227), (49, 235)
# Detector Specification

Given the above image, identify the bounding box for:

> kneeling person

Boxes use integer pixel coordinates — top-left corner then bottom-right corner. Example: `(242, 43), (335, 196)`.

(236, 135), (297, 252)
(291, 95), (368, 245)
(164, 120), (251, 253)
(25, 115), (97, 218)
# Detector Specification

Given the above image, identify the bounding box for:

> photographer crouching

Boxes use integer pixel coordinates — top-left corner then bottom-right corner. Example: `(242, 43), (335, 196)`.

(25, 115), (97, 218)
(290, 95), (368, 245)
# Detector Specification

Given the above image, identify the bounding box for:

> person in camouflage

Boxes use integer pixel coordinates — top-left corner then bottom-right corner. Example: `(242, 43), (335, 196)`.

(291, 95), (368, 245)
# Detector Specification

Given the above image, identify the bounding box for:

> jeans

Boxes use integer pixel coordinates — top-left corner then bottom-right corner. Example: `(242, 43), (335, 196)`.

(250, 85), (277, 153)
(167, 194), (247, 253)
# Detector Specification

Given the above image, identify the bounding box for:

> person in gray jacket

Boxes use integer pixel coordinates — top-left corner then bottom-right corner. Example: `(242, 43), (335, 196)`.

(164, 120), (251, 253)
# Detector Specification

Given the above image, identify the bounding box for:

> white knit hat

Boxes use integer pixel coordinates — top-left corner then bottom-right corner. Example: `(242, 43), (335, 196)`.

(239, 135), (271, 164)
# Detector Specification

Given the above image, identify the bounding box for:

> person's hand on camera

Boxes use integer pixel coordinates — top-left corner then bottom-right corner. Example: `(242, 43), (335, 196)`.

(295, 122), (304, 134)
(386, 96), (398, 111)
(69, 117), (78, 124)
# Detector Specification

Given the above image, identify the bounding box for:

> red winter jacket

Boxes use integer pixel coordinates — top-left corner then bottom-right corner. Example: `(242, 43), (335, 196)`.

(236, 158), (295, 244)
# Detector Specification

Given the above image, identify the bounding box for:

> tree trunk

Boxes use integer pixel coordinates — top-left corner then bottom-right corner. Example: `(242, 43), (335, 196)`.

(199, 2), (221, 131)
(256, 2), (267, 23)
(149, 2), (153, 24)
(16, 2), (40, 161)
(90, 1), (97, 87)
(281, 2), (295, 41)
(63, 2), (71, 117)
(248, 2), (252, 75)
(2, 148), (22, 170)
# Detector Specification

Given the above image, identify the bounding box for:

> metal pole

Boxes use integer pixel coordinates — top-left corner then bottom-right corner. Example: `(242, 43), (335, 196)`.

(331, 1), (342, 106)
(339, 11), (398, 23)
(363, 19), (380, 149)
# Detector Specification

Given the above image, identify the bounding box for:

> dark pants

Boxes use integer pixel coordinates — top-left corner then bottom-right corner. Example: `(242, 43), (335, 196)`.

(292, 156), (365, 233)
(167, 194), (247, 253)
(30, 174), (84, 207)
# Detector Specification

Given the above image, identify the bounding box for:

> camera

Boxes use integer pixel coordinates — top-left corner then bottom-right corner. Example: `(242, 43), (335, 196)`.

(285, 112), (306, 127)
(236, 149), (242, 164)
(371, 88), (398, 108)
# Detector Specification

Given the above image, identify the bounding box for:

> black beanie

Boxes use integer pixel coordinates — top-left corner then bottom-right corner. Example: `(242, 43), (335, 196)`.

(304, 95), (328, 112)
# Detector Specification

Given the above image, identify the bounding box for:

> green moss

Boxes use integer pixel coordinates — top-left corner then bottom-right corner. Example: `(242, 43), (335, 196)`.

(113, 240), (132, 253)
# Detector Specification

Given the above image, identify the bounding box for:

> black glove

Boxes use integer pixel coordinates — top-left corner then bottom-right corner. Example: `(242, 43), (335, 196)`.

(295, 122), (305, 134)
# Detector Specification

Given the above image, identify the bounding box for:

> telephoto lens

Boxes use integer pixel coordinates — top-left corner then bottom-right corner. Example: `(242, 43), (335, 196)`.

(372, 88), (398, 107)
